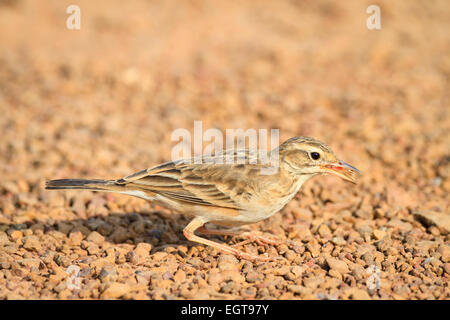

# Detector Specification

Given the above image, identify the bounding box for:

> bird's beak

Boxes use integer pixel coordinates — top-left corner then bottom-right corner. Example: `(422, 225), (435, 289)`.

(320, 160), (361, 184)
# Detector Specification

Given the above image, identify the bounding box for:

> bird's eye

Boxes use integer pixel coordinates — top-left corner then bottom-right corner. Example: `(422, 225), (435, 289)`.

(310, 152), (321, 160)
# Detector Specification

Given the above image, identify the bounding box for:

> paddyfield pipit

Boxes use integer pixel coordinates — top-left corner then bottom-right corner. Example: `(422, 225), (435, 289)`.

(46, 136), (360, 261)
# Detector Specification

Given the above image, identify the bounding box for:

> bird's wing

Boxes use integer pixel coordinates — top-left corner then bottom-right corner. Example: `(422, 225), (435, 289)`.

(115, 159), (248, 209)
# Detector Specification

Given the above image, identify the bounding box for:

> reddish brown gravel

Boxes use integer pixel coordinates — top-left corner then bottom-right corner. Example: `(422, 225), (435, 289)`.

(0, 0), (449, 300)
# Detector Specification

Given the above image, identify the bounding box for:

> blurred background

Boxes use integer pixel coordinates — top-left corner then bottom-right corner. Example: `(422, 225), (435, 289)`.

(0, 0), (448, 300)
(1, 0), (448, 188)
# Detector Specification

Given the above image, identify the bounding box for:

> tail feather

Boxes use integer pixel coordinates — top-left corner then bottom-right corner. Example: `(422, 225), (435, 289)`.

(45, 179), (118, 191)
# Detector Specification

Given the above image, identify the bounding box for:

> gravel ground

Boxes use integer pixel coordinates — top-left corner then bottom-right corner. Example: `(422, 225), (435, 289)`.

(0, 0), (449, 300)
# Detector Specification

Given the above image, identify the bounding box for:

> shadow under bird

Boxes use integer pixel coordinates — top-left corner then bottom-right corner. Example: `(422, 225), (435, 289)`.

(46, 136), (361, 261)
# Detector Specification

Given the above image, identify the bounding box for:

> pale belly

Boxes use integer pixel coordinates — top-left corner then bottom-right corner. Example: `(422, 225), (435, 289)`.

(118, 175), (309, 228)
(209, 179), (308, 227)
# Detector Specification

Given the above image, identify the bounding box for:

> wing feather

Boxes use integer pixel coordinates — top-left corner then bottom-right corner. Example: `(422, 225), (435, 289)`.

(114, 149), (274, 209)
(116, 159), (246, 209)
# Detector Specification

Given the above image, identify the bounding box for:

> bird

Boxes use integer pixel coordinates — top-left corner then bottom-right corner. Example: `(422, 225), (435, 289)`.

(46, 136), (360, 261)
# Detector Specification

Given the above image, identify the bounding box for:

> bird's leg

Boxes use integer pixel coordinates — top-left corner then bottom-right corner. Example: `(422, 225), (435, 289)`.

(232, 232), (282, 247)
(197, 226), (282, 247)
(183, 218), (279, 262)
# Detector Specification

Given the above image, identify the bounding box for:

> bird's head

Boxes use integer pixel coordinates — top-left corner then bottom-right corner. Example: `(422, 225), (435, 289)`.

(277, 136), (360, 183)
